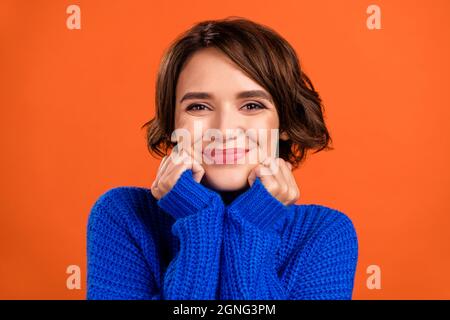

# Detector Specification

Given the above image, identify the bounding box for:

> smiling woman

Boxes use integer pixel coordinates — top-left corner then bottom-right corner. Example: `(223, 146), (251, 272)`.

(86, 16), (358, 300)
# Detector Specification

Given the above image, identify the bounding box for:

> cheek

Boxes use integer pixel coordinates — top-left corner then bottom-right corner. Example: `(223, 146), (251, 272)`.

(174, 109), (186, 129)
(174, 115), (210, 148)
(246, 111), (279, 130)
(249, 117), (280, 156)
(174, 111), (198, 135)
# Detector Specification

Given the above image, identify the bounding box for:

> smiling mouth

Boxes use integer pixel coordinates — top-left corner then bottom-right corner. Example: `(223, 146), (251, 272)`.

(204, 147), (250, 164)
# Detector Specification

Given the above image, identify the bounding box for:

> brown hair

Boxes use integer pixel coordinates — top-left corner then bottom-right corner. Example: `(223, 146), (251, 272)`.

(141, 16), (333, 169)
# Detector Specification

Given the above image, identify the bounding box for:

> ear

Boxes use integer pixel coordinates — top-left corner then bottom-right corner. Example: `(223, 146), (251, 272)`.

(280, 131), (289, 141)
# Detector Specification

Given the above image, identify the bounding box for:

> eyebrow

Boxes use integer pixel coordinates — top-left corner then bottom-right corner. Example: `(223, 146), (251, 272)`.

(179, 90), (273, 104)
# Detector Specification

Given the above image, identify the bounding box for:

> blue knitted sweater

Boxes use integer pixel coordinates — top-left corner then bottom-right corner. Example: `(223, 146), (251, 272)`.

(86, 169), (358, 300)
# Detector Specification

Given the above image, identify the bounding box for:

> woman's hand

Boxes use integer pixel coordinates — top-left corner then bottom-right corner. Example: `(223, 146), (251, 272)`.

(151, 144), (205, 200)
(248, 157), (300, 206)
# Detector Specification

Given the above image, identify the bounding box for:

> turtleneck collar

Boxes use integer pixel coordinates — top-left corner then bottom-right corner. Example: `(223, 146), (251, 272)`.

(197, 179), (250, 206)
(217, 184), (251, 206)
(198, 175), (254, 206)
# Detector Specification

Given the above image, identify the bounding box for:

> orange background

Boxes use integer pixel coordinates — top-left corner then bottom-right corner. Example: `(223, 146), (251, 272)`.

(1, 0), (449, 299)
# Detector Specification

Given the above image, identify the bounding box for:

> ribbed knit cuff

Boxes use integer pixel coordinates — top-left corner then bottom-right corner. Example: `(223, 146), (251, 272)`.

(157, 169), (222, 220)
(226, 177), (290, 233)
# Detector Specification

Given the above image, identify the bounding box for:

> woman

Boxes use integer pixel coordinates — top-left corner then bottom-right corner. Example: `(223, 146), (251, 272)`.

(86, 17), (358, 300)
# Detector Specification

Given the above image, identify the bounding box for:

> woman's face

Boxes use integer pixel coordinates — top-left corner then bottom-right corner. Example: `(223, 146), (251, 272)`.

(174, 47), (283, 191)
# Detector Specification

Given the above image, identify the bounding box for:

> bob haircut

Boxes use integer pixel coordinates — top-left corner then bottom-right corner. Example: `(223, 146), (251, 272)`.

(142, 16), (333, 169)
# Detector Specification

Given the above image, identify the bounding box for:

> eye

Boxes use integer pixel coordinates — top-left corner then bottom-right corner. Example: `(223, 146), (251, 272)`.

(241, 102), (267, 111)
(186, 104), (211, 111)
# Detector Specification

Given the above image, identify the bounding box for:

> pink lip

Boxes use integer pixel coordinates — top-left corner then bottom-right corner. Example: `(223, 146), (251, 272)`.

(204, 148), (249, 164)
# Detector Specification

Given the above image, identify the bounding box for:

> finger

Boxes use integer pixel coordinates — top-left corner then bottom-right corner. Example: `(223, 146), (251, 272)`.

(154, 155), (170, 187)
(174, 142), (199, 167)
(287, 163), (300, 203)
(188, 140), (204, 165)
(191, 157), (205, 183)
(161, 149), (176, 175)
(183, 145), (205, 183)
(165, 149), (197, 187)
(175, 143), (205, 182)
(166, 148), (189, 176)
(277, 159), (297, 204)
(269, 158), (289, 202)
(277, 159), (293, 187)
(190, 143), (205, 183)
(249, 157), (271, 186)
(151, 160), (165, 199)
(254, 162), (278, 196)
(169, 143), (186, 166)
(248, 166), (257, 186)
(150, 186), (161, 200)
(155, 145), (182, 192)
(286, 162), (292, 170)
(251, 131), (270, 165)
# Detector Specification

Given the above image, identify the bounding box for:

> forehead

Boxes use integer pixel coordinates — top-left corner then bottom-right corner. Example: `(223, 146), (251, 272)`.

(176, 47), (266, 98)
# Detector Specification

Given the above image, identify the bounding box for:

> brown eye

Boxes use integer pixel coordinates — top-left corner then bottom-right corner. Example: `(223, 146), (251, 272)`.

(186, 104), (209, 111)
(241, 103), (266, 111)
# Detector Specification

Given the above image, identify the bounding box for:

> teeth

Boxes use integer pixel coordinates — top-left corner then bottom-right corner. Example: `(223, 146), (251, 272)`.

(216, 147), (246, 150)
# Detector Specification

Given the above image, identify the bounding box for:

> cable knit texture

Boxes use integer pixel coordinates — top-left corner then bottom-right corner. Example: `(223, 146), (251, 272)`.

(86, 169), (358, 300)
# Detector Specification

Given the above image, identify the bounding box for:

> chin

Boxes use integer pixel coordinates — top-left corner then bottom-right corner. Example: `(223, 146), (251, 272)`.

(202, 165), (252, 191)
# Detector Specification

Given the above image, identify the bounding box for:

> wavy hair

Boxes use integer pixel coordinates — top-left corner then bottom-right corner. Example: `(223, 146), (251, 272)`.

(141, 17), (333, 169)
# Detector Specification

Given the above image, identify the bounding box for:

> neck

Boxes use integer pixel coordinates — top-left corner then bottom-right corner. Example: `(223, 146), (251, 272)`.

(200, 176), (251, 205)
(216, 184), (250, 205)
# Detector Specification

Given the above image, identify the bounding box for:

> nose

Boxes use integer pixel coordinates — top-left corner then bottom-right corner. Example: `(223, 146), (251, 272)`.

(213, 106), (244, 145)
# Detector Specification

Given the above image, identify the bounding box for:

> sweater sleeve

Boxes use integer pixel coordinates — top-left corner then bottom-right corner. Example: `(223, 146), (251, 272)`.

(284, 207), (359, 300)
(219, 177), (358, 300)
(219, 176), (290, 299)
(156, 169), (225, 300)
(87, 187), (161, 300)
(86, 170), (225, 300)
